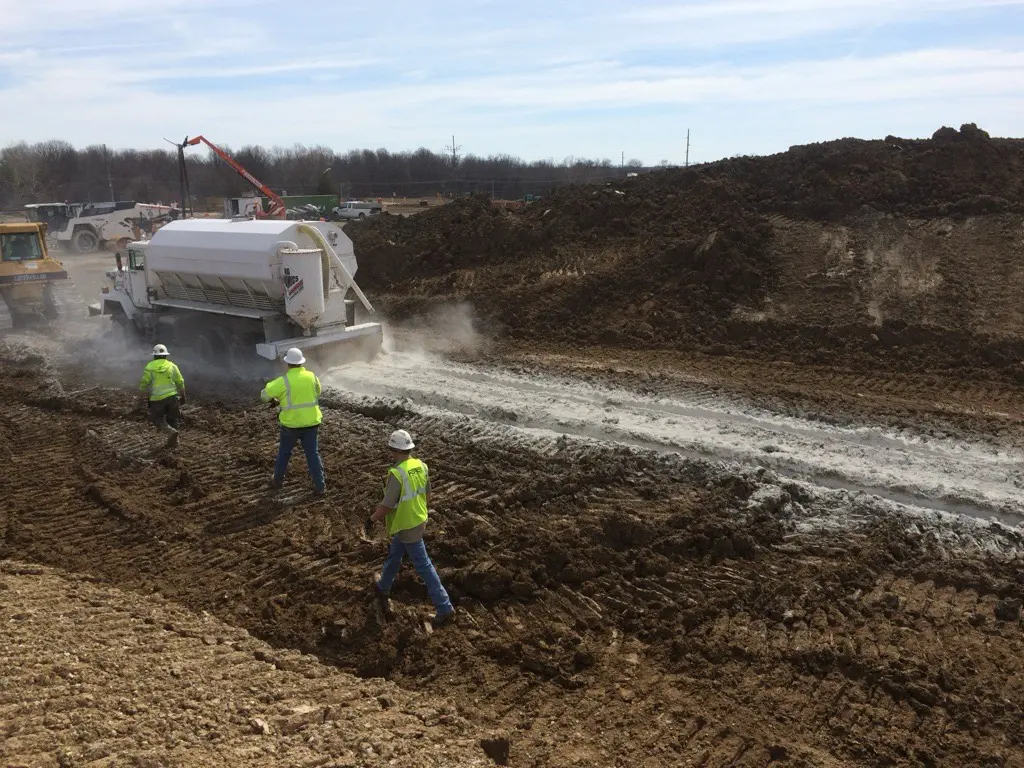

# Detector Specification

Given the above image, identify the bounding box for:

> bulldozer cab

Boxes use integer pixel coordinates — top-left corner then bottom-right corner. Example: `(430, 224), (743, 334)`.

(1, 230), (45, 262)
(0, 223), (70, 332)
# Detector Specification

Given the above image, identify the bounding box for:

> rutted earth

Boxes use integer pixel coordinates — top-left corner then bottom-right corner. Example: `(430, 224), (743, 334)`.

(1, 330), (1024, 766)
(323, 348), (1024, 525)
(0, 561), (491, 767)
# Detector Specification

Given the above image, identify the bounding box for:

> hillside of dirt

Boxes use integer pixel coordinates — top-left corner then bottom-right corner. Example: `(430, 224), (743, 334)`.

(2, 336), (1024, 766)
(0, 560), (491, 768)
(350, 123), (1024, 380)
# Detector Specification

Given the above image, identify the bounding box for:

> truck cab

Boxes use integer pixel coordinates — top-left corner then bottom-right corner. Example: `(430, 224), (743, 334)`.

(91, 243), (153, 319)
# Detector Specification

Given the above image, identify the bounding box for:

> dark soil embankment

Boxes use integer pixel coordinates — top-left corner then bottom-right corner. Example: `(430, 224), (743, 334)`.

(351, 124), (1024, 380)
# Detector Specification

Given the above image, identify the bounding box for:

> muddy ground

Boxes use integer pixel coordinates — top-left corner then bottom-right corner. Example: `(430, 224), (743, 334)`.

(1, 327), (1023, 767)
(4, 124), (1024, 766)
(0, 561), (491, 767)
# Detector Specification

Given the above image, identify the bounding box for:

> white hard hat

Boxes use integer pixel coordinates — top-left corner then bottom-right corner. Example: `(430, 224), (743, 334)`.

(152, 344), (169, 356)
(387, 429), (415, 451)
(283, 347), (306, 365)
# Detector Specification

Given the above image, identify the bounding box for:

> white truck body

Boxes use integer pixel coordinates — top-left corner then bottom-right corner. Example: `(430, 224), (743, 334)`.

(25, 201), (177, 253)
(332, 201), (382, 220)
(92, 218), (382, 364)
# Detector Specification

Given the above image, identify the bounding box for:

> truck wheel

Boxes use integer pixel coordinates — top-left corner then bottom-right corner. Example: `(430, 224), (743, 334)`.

(358, 212), (366, 219)
(72, 229), (99, 253)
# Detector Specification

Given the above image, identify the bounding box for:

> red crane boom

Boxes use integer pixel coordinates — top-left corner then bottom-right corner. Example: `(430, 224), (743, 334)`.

(184, 135), (286, 218)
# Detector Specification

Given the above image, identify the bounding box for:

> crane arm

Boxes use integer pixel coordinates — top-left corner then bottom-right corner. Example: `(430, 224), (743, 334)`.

(184, 135), (286, 218)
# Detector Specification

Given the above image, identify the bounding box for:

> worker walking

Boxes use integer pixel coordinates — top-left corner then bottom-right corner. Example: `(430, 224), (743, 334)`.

(260, 347), (326, 496)
(139, 343), (186, 449)
(365, 429), (455, 628)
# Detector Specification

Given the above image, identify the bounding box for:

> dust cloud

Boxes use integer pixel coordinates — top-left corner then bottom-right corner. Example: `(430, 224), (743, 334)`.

(382, 301), (486, 358)
(321, 301), (488, 398)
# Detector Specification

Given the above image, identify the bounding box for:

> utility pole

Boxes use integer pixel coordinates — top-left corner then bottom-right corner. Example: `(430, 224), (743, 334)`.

(104, 144), (115, 201)
(685, 130), (690, 168)
(621, 151), (624, 168)
(445, 134), (462, 197)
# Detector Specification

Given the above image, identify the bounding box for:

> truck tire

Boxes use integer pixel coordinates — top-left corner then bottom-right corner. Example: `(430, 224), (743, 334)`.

(358, 212), (366, 219)
(72, 229), (99, 253)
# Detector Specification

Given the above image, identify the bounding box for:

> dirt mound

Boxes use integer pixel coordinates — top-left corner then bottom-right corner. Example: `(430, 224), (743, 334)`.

(351, 124), (1024, 380)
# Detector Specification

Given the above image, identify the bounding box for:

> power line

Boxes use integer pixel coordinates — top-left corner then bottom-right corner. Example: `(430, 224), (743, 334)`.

(444, 135), (463, 194)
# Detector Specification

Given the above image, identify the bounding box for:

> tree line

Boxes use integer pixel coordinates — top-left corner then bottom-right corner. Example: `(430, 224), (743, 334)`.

(0, 139), (653, 211)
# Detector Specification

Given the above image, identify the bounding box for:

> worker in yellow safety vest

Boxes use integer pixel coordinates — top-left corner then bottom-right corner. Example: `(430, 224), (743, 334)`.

(260, 347), (325, 496)
(365, 429), (455, 628)
(138, 343), (186, 449)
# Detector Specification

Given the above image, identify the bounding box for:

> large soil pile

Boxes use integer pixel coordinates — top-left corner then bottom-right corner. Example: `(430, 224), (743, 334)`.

(351, 124), (1024, 379)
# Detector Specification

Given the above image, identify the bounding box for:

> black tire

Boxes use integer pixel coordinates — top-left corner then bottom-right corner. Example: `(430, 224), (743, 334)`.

(358, 212), (366, 219)
(72, 229), (99, 253)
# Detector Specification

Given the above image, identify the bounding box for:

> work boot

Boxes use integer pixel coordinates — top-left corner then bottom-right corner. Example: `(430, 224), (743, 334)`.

(313, 487), (325, 498)
(165, 431), (179, 449)
(373, 578), (392, 615)
(430, 608), (456, 629)
(269, 478), (283, 491)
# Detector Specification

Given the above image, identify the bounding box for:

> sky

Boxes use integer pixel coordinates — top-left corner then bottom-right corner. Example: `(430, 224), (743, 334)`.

(0, 0), (1022, 164)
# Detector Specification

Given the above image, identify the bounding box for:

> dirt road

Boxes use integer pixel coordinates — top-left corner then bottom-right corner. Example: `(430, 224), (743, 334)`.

(324, 348), (1024, 524)
(2, 323), (1023, 766)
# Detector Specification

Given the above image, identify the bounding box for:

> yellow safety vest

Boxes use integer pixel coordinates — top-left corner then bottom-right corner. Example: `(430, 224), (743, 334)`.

(139, 359), (184, 402)
(261, 367), (322, 428)
(386, 457), (429, 535)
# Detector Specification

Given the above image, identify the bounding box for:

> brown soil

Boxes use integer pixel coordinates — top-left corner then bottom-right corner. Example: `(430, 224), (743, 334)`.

(350, 123), (1024, 382)
(0, 561), (489, 767)
(2, 345), (1023, 767)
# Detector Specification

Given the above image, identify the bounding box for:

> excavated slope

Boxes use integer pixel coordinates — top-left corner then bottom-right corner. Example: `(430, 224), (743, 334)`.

(351, 123), (1024, 379)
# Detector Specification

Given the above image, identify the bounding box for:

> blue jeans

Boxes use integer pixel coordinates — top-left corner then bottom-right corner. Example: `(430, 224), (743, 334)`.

(274, 426), (325, 492)
(378, 536), (453, 615)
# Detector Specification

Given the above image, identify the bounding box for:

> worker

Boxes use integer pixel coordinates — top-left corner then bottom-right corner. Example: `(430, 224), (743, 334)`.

(139, 343), (186, 449)
(365, 429), (455, 628)
(260, 347), (325, 496)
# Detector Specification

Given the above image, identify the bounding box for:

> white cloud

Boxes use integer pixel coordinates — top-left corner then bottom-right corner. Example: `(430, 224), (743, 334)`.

(0, 0), (1021, 163)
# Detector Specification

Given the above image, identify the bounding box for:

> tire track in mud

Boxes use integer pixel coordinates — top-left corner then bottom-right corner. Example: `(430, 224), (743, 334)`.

(498, 344), (1024, 440)
(3, 355), (1024, 766)
(323, 354), (1024, 524)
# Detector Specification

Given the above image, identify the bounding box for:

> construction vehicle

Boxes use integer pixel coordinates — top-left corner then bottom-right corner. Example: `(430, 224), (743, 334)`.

(88, 218), (383, 370)
(179, 135), (286, 219)
(24, 201), (179, 253)
(0, 222), (73, 331)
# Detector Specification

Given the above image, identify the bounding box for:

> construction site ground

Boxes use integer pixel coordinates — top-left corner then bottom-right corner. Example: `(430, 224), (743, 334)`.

(2, 293), (1023, 767)
(4, 128), (1024, 766)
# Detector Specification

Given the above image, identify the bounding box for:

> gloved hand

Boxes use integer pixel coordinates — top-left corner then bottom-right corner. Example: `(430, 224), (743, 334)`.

(268, 398), (280, 408)
(363, 517), (374, 538)
(178, 392), (187, 406)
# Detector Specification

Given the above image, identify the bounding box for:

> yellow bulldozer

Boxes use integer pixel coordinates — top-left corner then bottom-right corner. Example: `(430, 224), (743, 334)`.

(0, 222), (73, 331)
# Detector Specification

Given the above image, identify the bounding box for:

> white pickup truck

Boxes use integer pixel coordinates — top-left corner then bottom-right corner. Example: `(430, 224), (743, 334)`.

(331, 201), (383, 220)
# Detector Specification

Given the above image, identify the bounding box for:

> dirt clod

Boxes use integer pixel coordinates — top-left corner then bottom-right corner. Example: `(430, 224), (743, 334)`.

(480, 735), (511, 765)
(994, 598), (1022, 622)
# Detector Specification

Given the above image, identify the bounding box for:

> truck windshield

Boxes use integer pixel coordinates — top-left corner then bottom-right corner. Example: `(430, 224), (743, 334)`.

(0, 233), (43, 262)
